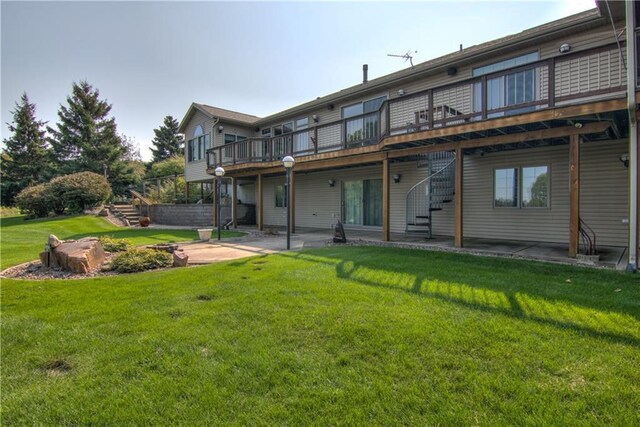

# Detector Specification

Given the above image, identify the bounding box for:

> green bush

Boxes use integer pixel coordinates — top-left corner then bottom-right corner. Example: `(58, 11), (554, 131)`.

(149, 156), (184, 178)
(110, 248), (172, 273)
(98, 236), (132, 252)
(14, 184), (50, 218)
(50, 172), (111, 214)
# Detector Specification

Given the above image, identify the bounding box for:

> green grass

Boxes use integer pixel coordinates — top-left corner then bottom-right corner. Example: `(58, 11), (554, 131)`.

(2, 244), (639, 425)
(0, 215), (245, 269)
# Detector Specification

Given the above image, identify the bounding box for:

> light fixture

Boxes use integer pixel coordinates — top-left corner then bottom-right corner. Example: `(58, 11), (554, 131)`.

(214, 166), (225, 240)
(574, 122), (583, 128)
(328, 179), (335, 187)
(218, 125), (224, 133)
(312, 114), (319, 123)
(620, 153), (630, 168)
(328, 104), (334, 111)
(397, 89), (405, 96)
(282, 156), (295, 250)
(559, 43), (572, 54)
(393, 174), (401, 183)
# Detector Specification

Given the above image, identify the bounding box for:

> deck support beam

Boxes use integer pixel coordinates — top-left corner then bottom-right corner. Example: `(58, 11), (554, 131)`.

(569, 134), (580, 258)
(257, 174), (263, 231)
(232, 178), (238, 229)
(382, 157), (390, 241)
(455, 148), (464, 248)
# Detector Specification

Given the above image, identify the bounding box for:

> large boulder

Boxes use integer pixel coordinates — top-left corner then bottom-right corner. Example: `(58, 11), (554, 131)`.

(53, 238), (106, 274)
(48, 234), (63, 249)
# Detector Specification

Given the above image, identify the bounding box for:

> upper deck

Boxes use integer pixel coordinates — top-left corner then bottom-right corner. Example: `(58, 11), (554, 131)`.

(207, 42), (630, 174)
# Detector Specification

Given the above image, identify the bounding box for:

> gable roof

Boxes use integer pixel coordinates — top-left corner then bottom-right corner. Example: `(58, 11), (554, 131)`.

(181, 7), (610, 131)
(178, 102), (260, 133)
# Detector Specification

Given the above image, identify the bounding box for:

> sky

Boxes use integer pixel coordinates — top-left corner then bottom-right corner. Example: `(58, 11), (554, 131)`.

(1, 0), (595, 161)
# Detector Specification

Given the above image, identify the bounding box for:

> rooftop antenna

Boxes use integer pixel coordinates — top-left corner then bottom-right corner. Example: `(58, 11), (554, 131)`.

(387, 50), (417, 68)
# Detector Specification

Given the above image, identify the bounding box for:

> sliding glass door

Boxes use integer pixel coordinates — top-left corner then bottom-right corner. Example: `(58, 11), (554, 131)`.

(342, 179), (382, 226)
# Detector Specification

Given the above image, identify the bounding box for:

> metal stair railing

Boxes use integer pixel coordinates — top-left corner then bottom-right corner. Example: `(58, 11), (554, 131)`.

(405, 151), (456, 238)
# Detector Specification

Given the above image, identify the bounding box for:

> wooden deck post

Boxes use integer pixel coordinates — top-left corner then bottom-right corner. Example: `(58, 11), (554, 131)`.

(232, 177), (238, 229)
(290, 171), (296, 234)
(455, 147), (464, 248)
(382, 157), (390, 241)
(569, 134), (580, 258)
(257, 174), (263, 231)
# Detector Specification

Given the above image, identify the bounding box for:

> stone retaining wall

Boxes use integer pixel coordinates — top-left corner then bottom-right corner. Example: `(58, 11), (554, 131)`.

(148, 204), (255, 227)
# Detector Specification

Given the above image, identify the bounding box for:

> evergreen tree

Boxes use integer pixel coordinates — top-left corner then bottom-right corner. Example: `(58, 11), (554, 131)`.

(150, 115), (182, 163)
(48, 80), (125, 182)
(1, 93), (49, 205)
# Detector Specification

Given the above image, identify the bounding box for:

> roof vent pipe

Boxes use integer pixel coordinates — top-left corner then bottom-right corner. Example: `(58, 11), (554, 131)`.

(363, 64), (368, 84)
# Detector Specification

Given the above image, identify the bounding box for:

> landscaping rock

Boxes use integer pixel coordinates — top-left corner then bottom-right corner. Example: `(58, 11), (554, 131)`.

(53, 238), (106, 274)
(98, 208), (109, 216)
(48, 234), (63, 249)
(39, 250), (59, 268)
(173, 251), (189, 267)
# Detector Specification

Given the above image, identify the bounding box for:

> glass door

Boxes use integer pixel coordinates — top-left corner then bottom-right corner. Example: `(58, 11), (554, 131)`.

(342, 181), (363, 225)
(342, 179), (382, 226)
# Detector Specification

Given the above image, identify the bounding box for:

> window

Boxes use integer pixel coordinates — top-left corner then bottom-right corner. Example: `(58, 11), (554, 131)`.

(341, 96), (387, 144)
(472, 52), (539, 77)
(295, 117), (308, 130)
(224, 134), (247, 144)
(282, 122), (293, 134)
(275, 184), (287, 208)
(494, 168), (518, 207)
(187, 130), (210, 162)
(522, 166), (549, 208)
(494, 166), (549, 208)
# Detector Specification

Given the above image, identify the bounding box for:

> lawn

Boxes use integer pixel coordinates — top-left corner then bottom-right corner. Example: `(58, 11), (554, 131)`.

(0, 214), (244, 269)
(2, 239), (639, 424)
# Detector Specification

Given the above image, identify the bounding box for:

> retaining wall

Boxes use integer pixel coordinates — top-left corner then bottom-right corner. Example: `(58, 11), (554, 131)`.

(148, 204), (255, 227)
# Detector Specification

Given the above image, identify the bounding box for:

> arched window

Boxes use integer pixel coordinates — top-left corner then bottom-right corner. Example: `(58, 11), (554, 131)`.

(187, 125), (209, 163)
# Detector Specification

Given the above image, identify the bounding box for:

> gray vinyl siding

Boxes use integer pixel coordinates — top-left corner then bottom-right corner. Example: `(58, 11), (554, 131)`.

(184, 114), (253, 183)
(458, 140), (628, 247)
(261, 140), (628, 247)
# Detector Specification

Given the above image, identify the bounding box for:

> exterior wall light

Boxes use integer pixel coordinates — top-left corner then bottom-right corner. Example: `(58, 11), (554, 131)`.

(313, 114), (319, 123)
(328, 179), (335, 187)
(397, 89), (406, 96)
(283, 156), (295, 250)
(214, 166), (225, 240)
(218, 125), (224, 133)
(393, 174), (402, 183)
(559, 43), (572, 54)
(620, 153), (630, 168)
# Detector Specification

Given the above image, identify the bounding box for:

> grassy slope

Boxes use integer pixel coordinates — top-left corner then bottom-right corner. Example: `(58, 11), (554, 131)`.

(0, 215), (244, 269)
(2, 247), (639, 425)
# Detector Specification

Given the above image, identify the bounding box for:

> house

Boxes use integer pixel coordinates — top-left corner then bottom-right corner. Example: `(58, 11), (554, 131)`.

(178, 1), (640, 270)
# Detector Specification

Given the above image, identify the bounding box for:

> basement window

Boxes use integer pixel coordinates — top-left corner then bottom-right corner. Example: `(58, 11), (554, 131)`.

(275, 184), (287, 208)
(494, 166), (549, 208)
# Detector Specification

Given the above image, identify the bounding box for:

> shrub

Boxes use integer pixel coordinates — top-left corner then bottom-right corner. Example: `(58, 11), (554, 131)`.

(150, 156), (184, 178)
(50, 172), (111, 214)
(14, 184), (50, 218)
(110, 248), (172, 273)
(98, 236), (132, 252)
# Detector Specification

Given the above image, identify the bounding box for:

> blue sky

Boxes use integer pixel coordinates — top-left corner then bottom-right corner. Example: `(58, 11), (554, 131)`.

(1, 0), (594, 161)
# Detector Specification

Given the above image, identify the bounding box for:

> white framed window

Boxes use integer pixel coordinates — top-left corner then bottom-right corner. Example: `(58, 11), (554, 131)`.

(494, 165), (549, 208)
(187, 126), (210, 163)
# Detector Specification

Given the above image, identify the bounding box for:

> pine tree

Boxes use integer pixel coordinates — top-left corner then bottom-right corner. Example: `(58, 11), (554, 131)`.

(48, 80), (125, 182)
(150, 115), (183, 163)
(1, 93), (49, 205)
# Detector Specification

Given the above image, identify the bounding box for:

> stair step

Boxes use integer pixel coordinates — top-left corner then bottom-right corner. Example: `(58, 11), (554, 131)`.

(429, 207), (443, 212)
(407, 222), (430, 226)
(415, 215), (430, 219)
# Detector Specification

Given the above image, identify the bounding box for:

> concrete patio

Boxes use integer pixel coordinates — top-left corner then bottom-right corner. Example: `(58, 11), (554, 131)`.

(177, 226), (627, 270)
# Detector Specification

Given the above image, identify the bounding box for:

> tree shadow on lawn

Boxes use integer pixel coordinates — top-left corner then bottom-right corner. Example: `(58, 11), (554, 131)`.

(284, 248), (640, 348)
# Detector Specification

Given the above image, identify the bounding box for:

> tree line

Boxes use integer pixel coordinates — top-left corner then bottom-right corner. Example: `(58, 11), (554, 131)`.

(1, 80), (184, 206)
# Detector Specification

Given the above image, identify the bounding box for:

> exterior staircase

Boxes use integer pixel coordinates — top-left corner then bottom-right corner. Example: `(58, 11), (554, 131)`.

(111, 202), (140, 226)
(405, 151), (456, 238)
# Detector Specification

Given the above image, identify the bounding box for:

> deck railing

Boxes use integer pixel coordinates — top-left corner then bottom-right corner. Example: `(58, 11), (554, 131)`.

(207, 43), (627, 167)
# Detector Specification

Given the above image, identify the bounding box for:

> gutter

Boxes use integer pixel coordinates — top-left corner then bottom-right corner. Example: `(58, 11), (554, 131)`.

(625, 0), (638, 272)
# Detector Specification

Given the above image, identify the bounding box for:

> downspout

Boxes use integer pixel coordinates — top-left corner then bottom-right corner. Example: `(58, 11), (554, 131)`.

(626, 0), (638, 272)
